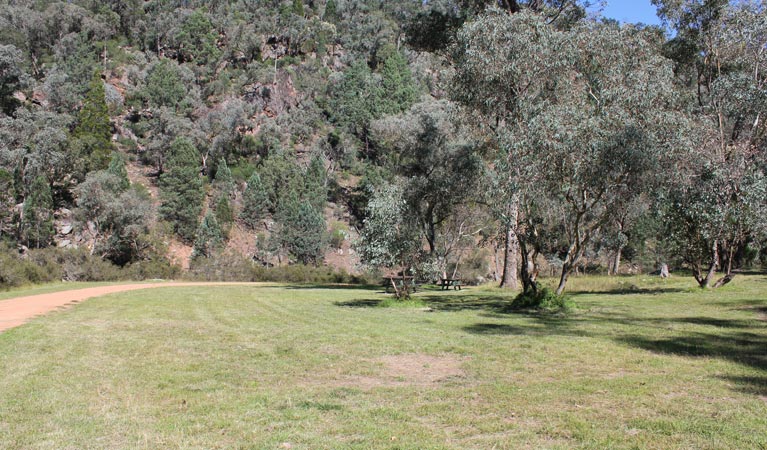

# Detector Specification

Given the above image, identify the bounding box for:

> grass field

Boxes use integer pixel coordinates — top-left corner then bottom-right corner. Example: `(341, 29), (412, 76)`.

(1, 275), (766, 449)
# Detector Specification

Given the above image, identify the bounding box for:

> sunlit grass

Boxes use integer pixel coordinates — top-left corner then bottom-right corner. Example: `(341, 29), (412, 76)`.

(1, 276), (766, 449)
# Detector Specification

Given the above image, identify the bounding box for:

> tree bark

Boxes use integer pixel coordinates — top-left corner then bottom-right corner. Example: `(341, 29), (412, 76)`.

(609, 246), (623, 276)
(519, 238), (538, 294)
(698, 240), (719, 289)
(499, 201), (519, 290)
(556, 263), (570, 296)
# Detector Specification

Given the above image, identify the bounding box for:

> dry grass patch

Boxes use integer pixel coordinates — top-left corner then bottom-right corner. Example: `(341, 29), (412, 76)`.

(351, 353), (469, 388)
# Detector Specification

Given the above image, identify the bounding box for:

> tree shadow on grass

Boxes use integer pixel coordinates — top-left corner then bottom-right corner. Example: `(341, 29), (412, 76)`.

(616, 331), (767, 371)
(463, 306), (767, 397)
(421, 294), (513, 312)
(284, 284), (382, 291)
(334, 291), (516, 312)
(334, 299), (383, 308)
(720, 375), (767, 398)
(567, 287), (687, 297)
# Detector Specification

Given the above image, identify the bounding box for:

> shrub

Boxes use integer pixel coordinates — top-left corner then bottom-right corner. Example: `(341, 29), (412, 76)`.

(510, 287), (574, 313)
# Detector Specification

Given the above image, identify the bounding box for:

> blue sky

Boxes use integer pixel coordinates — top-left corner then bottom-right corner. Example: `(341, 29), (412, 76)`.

(600, 1), (662, 25)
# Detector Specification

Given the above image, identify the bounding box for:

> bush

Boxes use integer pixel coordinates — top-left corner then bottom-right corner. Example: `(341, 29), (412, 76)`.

(0, 244), (183, 290)
(186, 251), (373, 284)
(510, 287), (574, 312)
(328, 220), (348, 249)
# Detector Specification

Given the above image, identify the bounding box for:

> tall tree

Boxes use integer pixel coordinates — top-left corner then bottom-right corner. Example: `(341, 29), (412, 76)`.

(453, 10), (682, 294)
(159, 137), (204, 243)
(358, 182), (423, 276)
(72, 71), (114, 174)
(655, 0), (767, 287)
(276, 193), (327, 265)
(240, 171), (270, 229)
(21, 175), (53, 249)
(192, 211), (224, 259)
(0, 44), (26, 116)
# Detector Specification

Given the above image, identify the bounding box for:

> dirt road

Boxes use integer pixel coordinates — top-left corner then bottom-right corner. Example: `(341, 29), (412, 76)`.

(0, 282), (261, 333)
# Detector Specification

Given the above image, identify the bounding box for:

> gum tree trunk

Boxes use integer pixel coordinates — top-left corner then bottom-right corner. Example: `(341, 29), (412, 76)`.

(499, 201), (519, 289)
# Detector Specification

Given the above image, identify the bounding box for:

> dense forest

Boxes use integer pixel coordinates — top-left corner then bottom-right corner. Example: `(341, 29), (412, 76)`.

(0, 0), (765, 294)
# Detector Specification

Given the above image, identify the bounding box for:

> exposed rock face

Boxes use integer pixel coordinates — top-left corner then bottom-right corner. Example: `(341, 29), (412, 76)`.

(244, 70), (298, 118)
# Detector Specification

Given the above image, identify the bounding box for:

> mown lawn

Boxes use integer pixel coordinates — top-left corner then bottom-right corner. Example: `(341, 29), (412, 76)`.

(0, 275), (766, 449)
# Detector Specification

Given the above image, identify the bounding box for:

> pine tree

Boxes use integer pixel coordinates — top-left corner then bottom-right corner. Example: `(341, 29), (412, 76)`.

(324, 0), (338, 23)
(192, 211), (223, 259)
(107, 152), (130, 192)
(276, 193), (327, 265)
(213, 158), (235, 198)
(303, 154), (328, 211)
(240, 171), (270, 229)
(293, 0), (304, 17)
(379, 51), (418, 116)
(73, 71), (114, 173)
(159, 138), (204, 243)
(214, 195), (234, 239)
(22, 176), (54, 249)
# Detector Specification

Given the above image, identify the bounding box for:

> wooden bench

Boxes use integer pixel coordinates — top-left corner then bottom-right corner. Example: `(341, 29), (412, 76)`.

(438, 278), (462, 291)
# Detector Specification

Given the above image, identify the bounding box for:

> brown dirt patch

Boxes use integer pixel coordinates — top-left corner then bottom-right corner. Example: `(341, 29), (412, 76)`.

(346, 354), (469, 389)
(0, 282), (263, 333)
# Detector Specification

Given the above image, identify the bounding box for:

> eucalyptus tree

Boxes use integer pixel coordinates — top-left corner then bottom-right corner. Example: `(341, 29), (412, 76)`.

(451, 9), (566, 289)
(0, 169), (15, 239)
(654, 0), (767, 287)
(21, 175), (54, 249)
(0, 44), (27, 116)
(75, 170), (153, 265)
(358, 182), (423, 287)
(453, 10), (683, 294)
(370, 99), (485, 271)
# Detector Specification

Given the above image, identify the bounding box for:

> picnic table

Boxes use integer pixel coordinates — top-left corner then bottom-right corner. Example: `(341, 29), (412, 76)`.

(438, 278), (462, 291)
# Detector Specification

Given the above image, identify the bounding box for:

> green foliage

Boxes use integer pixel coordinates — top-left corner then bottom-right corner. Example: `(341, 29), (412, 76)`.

(510, 286), (574, 312)
(328, 220), (348, 249)
(72, 72), (114, 173)
(324, 0), (338, 23)
(0, 44), (26, 116)
(214, 195), (234, 239)
(257, 150), (303, 213)
(213, 158), (235, 198)
(75, 171), (154, 266)
(192, 212), (224, 259)
(276, 194), (327, 265)
(240, 171), (270, 229)
(293, 0), (305, 17)
(358, 182), (422, 272)
(329, 60), (380, 137)
(0, 169), (16, 238)
(140, 60), (190, 111)
(303, 154), (328, 211)
(187, 250), (368, 283)
(107, 152), (130, 191)
(175, 9), (221, 66)
(21, 176), (53, 249)
(159, 138), (204, 243)
(378, 51), (418, 116)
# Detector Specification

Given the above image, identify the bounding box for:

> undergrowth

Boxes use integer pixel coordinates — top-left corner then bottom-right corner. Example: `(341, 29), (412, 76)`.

(509, 286), (575, 313)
